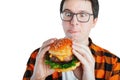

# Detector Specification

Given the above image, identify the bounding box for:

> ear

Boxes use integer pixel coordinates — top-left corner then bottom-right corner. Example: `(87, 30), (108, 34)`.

(92, 18), (98, 28)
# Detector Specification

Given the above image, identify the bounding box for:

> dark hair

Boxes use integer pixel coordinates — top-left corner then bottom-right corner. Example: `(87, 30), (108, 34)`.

(60, 0), (99, 19)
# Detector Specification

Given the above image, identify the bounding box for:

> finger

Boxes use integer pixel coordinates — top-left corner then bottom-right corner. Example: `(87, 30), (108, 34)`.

(73, 49), (88, 65)
(73, 42), (91, 55)
(72, 45), (95, 65)
(73, 42), (95, 62)
(37, 46), (50, 61)
(73, 49), (95, 69)
(73, 65), (83, 80)
(39, 38), (57, 54)
(42, 38), (57, 48)
(72, 45), (93, 64)
(79, 44), (95, 62)
(37, 38), (57, 62)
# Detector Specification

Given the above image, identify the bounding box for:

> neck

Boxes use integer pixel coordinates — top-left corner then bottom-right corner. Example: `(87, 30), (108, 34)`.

(74, 38), (89, 46)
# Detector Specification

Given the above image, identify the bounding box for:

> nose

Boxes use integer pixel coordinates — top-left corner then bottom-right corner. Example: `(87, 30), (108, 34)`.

(70, 15), (79, 25)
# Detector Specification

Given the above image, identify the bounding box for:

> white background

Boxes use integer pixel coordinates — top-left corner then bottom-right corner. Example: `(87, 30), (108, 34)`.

(0, 0), (120, 80)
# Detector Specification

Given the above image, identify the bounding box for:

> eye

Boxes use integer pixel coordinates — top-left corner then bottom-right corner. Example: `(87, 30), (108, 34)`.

(79, 13), (88, 17)
(64, 12), (73, 17)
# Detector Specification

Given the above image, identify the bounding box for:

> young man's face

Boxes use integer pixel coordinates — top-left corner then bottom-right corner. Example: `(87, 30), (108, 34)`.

(62, 0), (97, 43)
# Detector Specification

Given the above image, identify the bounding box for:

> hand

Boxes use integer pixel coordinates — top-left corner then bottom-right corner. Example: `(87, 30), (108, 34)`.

(72, 42), (95, 80)
(31, 38), (57, 80)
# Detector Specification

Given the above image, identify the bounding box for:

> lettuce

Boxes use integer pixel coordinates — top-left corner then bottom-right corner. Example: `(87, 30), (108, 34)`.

(45, 57), (78, 69)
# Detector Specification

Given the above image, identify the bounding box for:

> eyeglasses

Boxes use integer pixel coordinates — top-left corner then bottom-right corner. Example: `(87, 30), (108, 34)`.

(60, 10), (93, 23)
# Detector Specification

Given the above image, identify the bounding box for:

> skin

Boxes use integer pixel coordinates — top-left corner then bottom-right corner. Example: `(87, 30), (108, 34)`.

(31, 0), (98, 80)
(62, 0), (96, 44)
(30, 38), (56, 80)
(62, 0), (97, 80)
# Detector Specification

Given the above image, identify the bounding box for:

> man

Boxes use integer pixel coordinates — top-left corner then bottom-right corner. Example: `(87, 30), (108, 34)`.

(23, 0), (120, 80)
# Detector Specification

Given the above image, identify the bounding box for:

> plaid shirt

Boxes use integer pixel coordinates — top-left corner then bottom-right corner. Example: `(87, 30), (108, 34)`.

(23, 38), (120, 80)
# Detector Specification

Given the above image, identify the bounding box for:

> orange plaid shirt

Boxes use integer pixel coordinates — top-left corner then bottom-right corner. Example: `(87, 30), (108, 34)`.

(23, 38), (120, 80)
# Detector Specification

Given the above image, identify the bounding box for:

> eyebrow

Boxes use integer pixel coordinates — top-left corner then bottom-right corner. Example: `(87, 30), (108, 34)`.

(62, 9), (72, 12)
(63, 9), (92, 14)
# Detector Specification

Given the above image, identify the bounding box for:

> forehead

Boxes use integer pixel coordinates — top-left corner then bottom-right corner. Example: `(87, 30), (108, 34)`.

(63, 0), (92, 13)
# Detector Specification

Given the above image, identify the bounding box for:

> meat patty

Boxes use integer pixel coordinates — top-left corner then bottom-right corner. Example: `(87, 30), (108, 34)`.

(50, 55), (73, 63)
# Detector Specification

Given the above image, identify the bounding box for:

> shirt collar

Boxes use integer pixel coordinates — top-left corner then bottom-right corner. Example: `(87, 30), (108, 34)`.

(88, 37), (96, 55)
(88, 37), (92, 47)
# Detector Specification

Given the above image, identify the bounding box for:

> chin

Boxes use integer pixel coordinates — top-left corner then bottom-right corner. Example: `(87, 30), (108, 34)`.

(66, 35), (81, 42)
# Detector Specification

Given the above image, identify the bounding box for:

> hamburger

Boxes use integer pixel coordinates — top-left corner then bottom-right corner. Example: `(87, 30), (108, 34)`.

(45, 38), (80, 72)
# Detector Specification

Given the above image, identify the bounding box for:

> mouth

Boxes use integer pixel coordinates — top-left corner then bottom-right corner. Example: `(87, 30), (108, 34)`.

(68, 30), (79, 34)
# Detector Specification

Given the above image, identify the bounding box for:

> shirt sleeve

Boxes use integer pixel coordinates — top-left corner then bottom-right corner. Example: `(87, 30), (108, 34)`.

(22, 48), (39, 80)
(109, 57), (120, 80)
